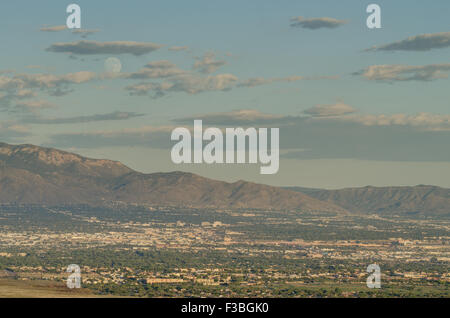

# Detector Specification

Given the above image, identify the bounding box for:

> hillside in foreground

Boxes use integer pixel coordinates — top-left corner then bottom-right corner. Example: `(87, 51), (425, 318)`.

(0, 279), (98, 298)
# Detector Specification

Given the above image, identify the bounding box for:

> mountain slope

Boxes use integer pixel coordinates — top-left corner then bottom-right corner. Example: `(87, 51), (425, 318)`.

(0, 142), (346, 212)
(0, 142), (132, 178)
(288, 185), (450, 217)
(110, 172), (345, 211)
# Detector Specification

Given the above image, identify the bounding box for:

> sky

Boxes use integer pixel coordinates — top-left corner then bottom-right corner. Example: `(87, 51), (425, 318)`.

(0, 0), (449, 189)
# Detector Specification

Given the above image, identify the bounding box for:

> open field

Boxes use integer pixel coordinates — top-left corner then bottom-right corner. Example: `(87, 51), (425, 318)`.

(0, 279), (98, 298)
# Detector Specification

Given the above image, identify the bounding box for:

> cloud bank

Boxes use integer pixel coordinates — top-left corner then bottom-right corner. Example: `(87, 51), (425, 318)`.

(23, 111), (144, 125)
(174, 109), (294, 126)
(46, 40), (163, 56)
(40, 25), (67, 32)
(304, 102), (357, 117)
(366, 32), (450, 52)
(193, 53), (226, 74)
(0, 71), (96, 108)
(356, 64), (450, 82)
(45, 108), (450, 162)
(126, 73), (238, 97)
(290, 17), (348, 29)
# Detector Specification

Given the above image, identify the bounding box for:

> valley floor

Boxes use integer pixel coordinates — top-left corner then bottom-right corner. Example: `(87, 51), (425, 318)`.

(0, 205), (448, 298)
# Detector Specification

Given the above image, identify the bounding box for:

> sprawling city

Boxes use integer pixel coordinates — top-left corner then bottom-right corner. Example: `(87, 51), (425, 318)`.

(1, 202), (448, 297)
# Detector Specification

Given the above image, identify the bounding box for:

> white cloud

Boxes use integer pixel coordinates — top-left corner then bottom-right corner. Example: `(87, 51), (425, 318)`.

(168, 46), (189, 52)
(340, 113), (450, 131)
(174, 109), (289, 125)
(237, 75), (337, 88)
(304, 102), (357, 117)
(40, 25), (67, 32)
(367, 32), (450, 52)
(125, 60), (186, 79)
(126, 73), (238, 97)
(193, 52), (226, 74)
(0, 71), (97, 108)
(356, 64), (450, 82)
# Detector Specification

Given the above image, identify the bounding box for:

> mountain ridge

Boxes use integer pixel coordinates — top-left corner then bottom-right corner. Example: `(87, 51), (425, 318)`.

(1, 142), (448, 216)
(287, 185), (450, 217)
(0, 142), (346, 212)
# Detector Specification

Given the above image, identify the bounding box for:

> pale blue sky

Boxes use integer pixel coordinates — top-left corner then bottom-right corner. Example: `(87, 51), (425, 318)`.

(1, 1), (449, 188)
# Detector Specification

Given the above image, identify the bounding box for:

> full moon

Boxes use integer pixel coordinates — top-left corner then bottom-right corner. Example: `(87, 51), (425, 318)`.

(104, 57), (122, 73)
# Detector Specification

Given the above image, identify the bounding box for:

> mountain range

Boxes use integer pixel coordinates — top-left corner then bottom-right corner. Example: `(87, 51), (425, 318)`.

(0, 142), (448, 217)
(288, 185), (450, 217)
(0, 142), (344, 212)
